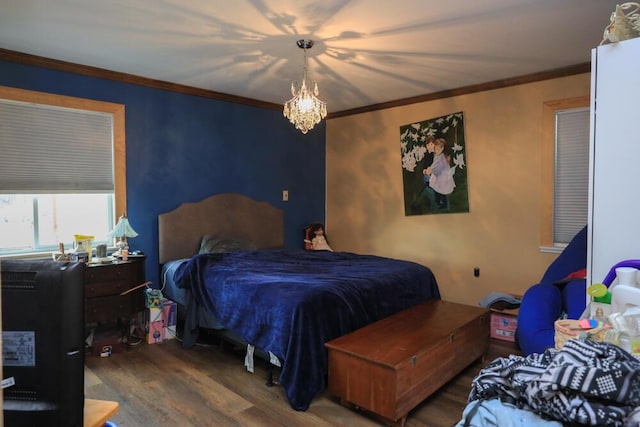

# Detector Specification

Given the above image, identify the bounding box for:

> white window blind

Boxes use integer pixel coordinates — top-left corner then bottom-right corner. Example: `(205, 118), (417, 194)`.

(0, 98), (114, 193)
(554, 108), (589, 244)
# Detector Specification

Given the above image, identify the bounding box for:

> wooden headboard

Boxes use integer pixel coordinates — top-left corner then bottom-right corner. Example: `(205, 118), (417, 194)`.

(158, 193), (284, 264)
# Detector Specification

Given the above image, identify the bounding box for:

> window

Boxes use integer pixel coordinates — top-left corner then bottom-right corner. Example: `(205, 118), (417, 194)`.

(0, 86), (126, 256)
(541, 96), (590, 250)
(0, 194), (113, 254)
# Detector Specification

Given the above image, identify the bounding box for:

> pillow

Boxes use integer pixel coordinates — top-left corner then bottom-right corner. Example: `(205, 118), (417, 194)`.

(198, 234), (256, 254)
(552, 268), (587, 286)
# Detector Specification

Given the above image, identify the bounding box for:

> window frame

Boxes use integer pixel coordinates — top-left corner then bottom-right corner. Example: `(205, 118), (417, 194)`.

(0, 85), (126, 255)
(540, 96), (589, 251)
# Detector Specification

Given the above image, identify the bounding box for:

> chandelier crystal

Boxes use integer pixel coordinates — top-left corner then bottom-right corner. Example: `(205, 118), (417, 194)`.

(283, 39), (327, 134)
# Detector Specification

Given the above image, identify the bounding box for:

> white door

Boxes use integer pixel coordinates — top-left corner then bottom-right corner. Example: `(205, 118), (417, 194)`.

(588, 37), (640, 286)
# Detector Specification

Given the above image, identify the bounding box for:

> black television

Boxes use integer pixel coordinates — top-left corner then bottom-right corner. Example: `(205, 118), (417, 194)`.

(1, 260), (85, 427)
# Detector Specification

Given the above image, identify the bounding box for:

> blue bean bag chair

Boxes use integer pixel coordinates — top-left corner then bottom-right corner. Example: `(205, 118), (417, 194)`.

(515, 225), (587, 355)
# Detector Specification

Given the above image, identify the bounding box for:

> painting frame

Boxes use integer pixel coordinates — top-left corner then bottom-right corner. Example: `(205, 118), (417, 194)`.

(400, 112), (469, 216)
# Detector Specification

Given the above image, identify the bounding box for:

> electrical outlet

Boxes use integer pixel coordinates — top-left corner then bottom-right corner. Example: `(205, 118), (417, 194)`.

(282, 190), (289, 201)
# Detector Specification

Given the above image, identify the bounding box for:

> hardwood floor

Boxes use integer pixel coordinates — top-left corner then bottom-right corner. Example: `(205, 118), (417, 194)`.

(84, 336), (520, 427)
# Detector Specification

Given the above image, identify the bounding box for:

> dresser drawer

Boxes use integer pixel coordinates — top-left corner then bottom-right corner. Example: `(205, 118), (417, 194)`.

(86, 262), (142, 297)
(86, 295), (133, 323)
(84, 258), (146, 325)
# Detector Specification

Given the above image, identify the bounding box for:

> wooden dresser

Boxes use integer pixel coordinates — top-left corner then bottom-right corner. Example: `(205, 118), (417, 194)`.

(325, 300), (489, 426)
(85, 257), (146, 325)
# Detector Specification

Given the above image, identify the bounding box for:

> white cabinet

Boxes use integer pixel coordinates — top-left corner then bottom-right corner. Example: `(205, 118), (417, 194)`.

(587, 37), (640, 286)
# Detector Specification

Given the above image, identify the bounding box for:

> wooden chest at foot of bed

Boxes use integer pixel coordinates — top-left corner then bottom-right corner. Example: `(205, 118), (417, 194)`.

(325, 300), (489, 426)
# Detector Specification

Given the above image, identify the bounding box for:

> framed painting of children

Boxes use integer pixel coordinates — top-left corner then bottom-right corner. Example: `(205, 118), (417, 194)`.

(400, 111), (470, 216)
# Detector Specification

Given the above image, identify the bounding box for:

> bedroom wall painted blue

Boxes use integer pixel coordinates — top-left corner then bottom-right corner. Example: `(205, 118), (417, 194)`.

(0, 59), (326, 288)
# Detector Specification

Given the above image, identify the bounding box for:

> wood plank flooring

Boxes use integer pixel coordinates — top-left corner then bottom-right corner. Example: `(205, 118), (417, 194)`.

(84, 336), (519, 427)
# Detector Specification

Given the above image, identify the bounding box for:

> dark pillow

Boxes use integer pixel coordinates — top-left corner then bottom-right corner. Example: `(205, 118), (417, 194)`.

(198, 234), (256, 254)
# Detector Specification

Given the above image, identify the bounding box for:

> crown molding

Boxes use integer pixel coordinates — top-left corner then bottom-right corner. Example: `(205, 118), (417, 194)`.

(0, 48), (590, 120)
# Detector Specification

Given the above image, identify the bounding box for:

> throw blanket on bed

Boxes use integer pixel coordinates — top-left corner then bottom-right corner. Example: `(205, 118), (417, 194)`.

(174, 249), (440, 411)
(466, 339), (640, 426)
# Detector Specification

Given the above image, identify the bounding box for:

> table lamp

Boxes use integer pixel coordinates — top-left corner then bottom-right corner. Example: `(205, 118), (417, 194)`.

(108, 213), (138, 257)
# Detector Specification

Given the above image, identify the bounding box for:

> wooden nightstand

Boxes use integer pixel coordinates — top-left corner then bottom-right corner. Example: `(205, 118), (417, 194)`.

(85, 257), (146, 326)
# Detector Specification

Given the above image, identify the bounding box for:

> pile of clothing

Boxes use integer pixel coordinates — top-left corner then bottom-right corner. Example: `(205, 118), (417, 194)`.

(457, 339), (640, 427)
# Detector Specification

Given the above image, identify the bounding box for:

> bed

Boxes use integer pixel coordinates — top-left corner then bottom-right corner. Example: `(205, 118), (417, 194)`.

(158, 193), (441, 411)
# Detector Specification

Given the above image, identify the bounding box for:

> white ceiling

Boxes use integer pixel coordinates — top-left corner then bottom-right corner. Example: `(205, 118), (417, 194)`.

(0, 0), (619, 113)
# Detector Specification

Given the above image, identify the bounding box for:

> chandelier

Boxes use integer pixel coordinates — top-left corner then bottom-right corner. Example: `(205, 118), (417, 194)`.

(283, 39), (327, 134)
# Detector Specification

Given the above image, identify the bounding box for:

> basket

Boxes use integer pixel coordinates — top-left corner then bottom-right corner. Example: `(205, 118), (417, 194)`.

(554, 319), (610, 350)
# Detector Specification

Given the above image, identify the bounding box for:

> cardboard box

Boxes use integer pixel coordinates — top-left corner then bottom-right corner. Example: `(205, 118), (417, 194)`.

(145, 307), (166, 344)
(490, 312), (518, 342)
(163, 299), (177, 326)
(166, 325), (177, 340)
(144, 298), (178, 343)
(162, 299), (177, 340)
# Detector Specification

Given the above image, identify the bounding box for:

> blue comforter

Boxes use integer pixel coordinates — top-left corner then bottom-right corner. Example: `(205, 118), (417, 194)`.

(174, 249), (440, 411)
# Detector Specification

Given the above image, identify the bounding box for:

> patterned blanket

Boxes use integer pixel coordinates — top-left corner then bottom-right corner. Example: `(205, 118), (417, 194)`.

(466, 339), (640, 426)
